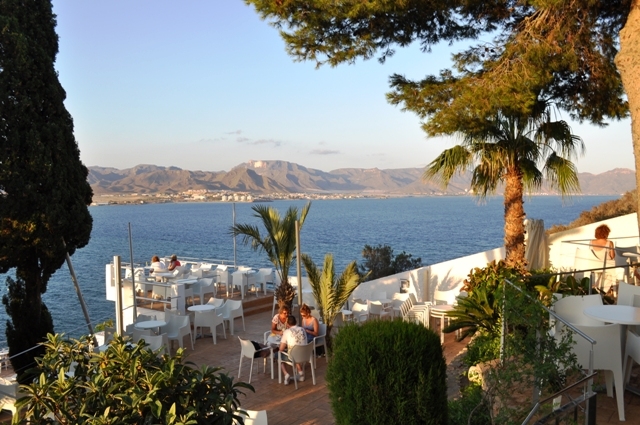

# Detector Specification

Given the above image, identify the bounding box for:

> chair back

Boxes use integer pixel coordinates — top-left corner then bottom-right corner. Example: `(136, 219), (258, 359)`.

(241, 409), (268, 425)
(143, 333), (169, 355)
(352, 302), (368, 315)
(239, 337), (256, 359)
(617, 281), (640, 306)
(368, 302), (384, 318)
(132, 328), (152, 343)
(317, 323), (327, 339)
(207, 298), (225, 309)
(553, 294), (604, 326)
(288, 343), (314, 364)
(392, 292), (409, 301)
(195, 309), (223, 328)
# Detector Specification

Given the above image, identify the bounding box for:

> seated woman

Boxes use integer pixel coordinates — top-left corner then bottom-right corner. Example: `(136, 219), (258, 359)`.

(167, 254), (181, 271)
(271, 306), (291, 337)
(149, 255), (167, 282)
(300, 304), (319, 344)
(589, 224), (615, 261)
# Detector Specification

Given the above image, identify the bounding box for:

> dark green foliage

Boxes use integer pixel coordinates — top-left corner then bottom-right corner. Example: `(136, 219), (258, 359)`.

(16, 333), (254, 424)
(2, 277), (52, 382)
(358, 244), (422, 281)
(461, 333), (501, 369)
(0, 0), (93, 378)
(326, 320), (448, 425)
(448, 383), (491, 425)
(548, 190), (637, 234)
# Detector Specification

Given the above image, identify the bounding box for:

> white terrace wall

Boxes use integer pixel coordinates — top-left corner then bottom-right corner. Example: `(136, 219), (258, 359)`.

(548, 212), (639, 272)
(353, 246), (505, 303)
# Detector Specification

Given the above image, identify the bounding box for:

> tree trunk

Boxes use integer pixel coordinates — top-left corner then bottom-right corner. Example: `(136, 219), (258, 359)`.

(615, 0), (640, 237)
(503, 168), (526, 267)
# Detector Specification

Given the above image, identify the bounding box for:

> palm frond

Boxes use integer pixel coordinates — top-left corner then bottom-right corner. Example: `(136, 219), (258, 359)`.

(423, 145), (473, 187)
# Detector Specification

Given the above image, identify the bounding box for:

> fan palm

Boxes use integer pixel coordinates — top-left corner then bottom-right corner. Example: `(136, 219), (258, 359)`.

(302, 253), (363, 351)
(425, 102), (583, 267)
(231, 202), (311, 309)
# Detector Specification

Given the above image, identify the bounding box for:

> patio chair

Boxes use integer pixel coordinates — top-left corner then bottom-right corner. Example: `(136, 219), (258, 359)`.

(350, 302), (369, 323)
(278, 343), (316, 389)
(193, 309), (226, 344)
(238, 337), (270, 384)
(221, 299), (245, 335)
(555, 320), (626, 421)
(162, 314), (194, 351)
(216, 265), (231, 296)
(132, 328), (152, 343)
(239, 409), (268, 425)
(429, 283), (465, 343)
(142, 333), (170, 356)
(552, 294), (604, 327)
(206, 297), (225, 309)
(194, 277), (215, 304)
(255, 268), (275, 295)
(313, 323), (328, 368)
(368, 301), (392, 320)
(0, 378), (18, 417)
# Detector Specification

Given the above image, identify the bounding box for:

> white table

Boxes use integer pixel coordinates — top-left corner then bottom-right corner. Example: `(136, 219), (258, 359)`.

(134, 320), (167, 334)
(175, 278), (198, 285)
(187, 304), (217, 312)
(152, 272), (174, 283)
(584, 305), (640, 325)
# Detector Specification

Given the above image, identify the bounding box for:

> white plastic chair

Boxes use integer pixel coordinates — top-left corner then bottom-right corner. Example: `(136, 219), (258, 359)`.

(216, 265), (231, 296)
(429, 283), (464, 342)
(193, 309), (226, 344)
(162, 314), (194, 351)
(142, 333), (170, 356)
(313, 323), (328, 368)
(552, 294), (604, 326)
(132, 328), (152, 343)
(206, 297), (225, 309)
(238, 337), (269, 384)
(194, 277), (215, 304)
(255, 268), (275, 295)
(278, 343), (316, 389)
(239, 409), (269, 425)
(221, 299), (245, 335)
(0, 378), (18, 417)
(368, 301), (392, 320)
(556, 320), (626, 421)
(350, 302), (369, 323)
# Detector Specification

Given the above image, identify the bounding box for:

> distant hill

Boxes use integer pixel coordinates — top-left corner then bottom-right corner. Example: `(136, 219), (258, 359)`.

(87, 161), (636, 196)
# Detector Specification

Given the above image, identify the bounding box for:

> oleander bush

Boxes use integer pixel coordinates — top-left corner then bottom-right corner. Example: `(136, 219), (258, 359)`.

(15, 333), (253, 424)
(326, 320), (447, 425)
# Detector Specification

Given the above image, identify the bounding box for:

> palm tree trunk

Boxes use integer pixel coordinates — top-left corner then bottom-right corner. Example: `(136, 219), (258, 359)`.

(503, 167), (526, 267)
(615, 0), (640, 235)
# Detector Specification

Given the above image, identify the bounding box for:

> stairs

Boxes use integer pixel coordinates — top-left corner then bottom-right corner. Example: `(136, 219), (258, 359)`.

(242, 295), (274, 317)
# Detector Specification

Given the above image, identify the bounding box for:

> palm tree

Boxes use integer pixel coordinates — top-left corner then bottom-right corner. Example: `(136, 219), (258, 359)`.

(231, 202), (311, 309)
(425, 103), (583, 267)
(302, 253), (363, 352)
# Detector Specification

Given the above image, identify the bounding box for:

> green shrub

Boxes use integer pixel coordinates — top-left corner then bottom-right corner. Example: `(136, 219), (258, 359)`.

(326, 320), (448, 425)
(448, 383), (491, 425)
(462, 333), (501, 368)
(16, 333), (253, 424)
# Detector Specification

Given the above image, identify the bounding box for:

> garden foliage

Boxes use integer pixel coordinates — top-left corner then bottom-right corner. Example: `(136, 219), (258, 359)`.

(14, 334), (253, 424)
(326, 320), (447, 425)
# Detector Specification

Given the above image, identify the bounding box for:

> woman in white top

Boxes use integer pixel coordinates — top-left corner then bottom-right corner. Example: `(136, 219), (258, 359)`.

(589, 224), (615, 261)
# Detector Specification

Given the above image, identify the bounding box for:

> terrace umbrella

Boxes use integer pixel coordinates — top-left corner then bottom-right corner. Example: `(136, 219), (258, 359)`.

(524, 219), (548, 270)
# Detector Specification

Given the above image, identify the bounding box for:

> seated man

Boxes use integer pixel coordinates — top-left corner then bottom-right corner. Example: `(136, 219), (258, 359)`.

(278, 315), (307, 385)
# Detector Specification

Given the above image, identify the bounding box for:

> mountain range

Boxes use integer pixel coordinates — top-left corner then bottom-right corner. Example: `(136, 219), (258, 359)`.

(88, 160), (636, 196)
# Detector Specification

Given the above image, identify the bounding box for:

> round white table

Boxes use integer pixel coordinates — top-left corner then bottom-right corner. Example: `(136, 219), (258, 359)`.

(134, 320), (167, 334)
(152, 272), (174, 282)
(187, 304), (217, 312)
(584, 305), (640, 325)
(176, 278), (198, 285)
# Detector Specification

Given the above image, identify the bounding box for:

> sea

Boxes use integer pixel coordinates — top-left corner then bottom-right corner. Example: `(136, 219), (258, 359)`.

(0, 195), (619, 344)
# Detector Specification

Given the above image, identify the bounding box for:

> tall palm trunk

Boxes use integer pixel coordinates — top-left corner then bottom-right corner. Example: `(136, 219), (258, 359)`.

(615, 1), (640, 234)
(504, 167), (526, 267)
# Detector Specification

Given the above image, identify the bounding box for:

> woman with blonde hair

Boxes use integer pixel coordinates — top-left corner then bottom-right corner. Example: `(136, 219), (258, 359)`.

(271, 305), (291, 336)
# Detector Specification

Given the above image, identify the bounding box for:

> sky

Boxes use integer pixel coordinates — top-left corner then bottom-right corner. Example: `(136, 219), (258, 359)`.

(50, 1), (633, 175)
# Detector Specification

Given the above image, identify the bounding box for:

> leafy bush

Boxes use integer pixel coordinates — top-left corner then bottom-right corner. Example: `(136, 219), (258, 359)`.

(16, 333), (253, 424)
(326, 320), (447, 425)
(462, 333), (501, 368)
(448, 383), (491, 425)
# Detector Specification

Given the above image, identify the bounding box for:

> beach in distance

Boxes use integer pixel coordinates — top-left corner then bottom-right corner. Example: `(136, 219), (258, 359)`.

(0, 195), (619, 343)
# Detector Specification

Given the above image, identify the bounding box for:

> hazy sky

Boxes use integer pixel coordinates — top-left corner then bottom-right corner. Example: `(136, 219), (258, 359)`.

(51, 1), (633, 174)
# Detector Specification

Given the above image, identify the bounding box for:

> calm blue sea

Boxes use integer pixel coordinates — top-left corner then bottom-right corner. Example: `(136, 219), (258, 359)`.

(0, 195), (618, 342)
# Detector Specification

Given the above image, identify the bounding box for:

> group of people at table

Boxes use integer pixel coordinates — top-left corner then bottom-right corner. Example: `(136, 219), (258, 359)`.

(264, 304), (319, 385)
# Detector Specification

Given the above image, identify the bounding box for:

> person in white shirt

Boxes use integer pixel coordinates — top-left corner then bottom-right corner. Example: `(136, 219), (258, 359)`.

(279, 315), (307, 385)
